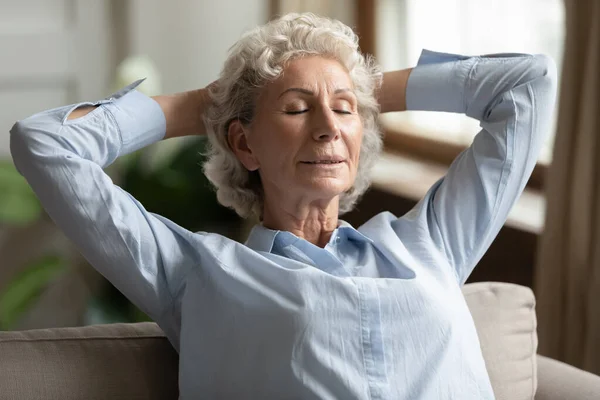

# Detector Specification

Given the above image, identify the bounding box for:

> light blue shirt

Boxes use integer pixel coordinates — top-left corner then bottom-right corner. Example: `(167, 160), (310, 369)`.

(10, 49), (557, 399)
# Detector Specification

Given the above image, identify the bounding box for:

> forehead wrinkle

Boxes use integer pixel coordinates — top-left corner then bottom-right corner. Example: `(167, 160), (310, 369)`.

(277, 86), (354, 99)
(269, 58), (356, 103)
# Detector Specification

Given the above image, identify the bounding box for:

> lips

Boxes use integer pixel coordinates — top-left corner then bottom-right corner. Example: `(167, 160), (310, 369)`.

(301, 160), (344, 164)
(300, 155), (346, 164)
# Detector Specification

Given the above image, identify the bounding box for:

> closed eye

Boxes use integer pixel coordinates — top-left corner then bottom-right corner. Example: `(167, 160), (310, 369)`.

(285, 109), (352, 115)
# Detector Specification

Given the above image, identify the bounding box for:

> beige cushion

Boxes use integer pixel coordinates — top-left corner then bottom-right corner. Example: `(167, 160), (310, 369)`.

(462, 282), (538, 400)
(0, 322), (179, 400)
(536, 354), (600, 400)
(0, 282), (537, 400)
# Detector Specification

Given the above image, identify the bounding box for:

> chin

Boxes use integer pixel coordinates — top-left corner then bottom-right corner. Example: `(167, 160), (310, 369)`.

(301, 177), (353, 199)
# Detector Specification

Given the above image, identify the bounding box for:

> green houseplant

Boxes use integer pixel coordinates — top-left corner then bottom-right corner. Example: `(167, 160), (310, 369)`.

(0, 160), (68, 330)
(0, 137), (244, 329)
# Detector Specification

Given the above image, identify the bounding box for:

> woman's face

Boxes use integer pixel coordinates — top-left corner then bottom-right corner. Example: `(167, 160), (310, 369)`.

(231, 56), (363, 205)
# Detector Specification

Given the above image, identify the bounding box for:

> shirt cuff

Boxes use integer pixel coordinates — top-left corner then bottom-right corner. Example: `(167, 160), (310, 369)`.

(405, 49), (477, 114)
(103, 79), (167, 156)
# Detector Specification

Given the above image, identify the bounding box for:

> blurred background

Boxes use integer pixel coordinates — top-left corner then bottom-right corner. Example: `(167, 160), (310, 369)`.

(4, 0), (596, 372)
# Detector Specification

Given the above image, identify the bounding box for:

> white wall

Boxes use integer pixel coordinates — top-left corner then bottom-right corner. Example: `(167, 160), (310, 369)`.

(0, 0), (270, 330)
(128, 0), (270, 94)
(278, 0), (355, 28)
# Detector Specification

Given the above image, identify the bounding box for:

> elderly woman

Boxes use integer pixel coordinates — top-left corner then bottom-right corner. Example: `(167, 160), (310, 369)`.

(10, 12), (556, 400)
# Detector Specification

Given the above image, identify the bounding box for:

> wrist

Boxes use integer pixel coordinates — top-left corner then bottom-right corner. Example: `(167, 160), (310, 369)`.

(157, 88), (209, 140)
(378, 68), (413, 113)
(191, 88), (210, 136)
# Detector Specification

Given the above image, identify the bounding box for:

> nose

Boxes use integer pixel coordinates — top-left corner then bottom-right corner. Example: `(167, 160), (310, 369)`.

(311, 106), (340, 141)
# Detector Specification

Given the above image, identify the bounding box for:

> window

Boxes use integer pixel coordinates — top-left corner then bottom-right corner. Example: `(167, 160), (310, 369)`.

(270, 0), (563, 232)
(375, 0), (565, 166)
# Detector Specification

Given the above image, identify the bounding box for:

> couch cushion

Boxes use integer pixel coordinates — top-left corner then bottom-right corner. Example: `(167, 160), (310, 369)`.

(462, 282), (538, 400)
(0, 322), (179, 400)
(0, 283), (537, 400)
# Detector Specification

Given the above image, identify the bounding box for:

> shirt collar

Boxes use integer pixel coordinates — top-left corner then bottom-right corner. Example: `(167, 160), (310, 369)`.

(337, 220), (374, 244)
(244, 219), (373, 253)
(244, 223), (278, 253)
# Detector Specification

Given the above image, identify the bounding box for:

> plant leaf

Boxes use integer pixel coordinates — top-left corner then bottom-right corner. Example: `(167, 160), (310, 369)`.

(130, 303), (152, 323)
(0, 255), (66, 330)
(0, 160), (42, 225)
(83, 295), (130, 325)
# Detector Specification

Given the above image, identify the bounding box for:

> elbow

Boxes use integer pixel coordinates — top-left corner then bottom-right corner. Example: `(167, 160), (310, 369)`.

(10, 117), (41, 149)
(10, 119), (28, 141)
(10, 120), (35, 175)
(9, 116), (58, 171)
(10, 119), (31, 154)
(533, 54), (558, 78)
(529, 54), (559, 93)
(10, 113), (43, 139)
(531, 54), (559, 115)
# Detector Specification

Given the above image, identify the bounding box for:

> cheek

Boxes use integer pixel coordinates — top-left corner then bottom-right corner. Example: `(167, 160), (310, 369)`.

(345, 121), (364, 161)
(250, 120), (301, 167)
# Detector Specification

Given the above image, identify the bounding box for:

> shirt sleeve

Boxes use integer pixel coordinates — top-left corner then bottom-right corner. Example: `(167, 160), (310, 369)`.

(9, 79), (203, 329)
(395, 49), (558, 285)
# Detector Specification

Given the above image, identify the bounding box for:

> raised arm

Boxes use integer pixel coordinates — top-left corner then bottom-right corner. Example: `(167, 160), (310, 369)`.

(390, 49), (558, 285)
(9, 79), (212, 342)
(377, 68), (413, 113)
(67, 82), (210, 140)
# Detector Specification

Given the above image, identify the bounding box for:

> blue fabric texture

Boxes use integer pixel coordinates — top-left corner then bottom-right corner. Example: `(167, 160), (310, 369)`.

(10, 48), (557, 399)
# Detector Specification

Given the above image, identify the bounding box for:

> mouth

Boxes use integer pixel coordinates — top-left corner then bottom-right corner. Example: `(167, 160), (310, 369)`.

(300, 160), (345, 165)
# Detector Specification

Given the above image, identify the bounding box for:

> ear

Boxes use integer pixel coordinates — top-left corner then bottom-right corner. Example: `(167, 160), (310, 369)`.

(227, 119), (260, 171)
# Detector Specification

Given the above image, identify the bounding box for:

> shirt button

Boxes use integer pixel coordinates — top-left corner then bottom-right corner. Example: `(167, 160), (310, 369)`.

(335, 237), (341, 244)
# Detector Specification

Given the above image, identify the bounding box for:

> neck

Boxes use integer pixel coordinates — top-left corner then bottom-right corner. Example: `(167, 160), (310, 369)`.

(262, 197), (340, 248)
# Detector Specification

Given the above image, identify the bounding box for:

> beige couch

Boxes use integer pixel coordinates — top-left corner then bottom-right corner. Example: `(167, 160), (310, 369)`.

(1, 282), (599, 400)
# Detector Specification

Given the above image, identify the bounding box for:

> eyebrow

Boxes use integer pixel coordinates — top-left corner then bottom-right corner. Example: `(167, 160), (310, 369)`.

(277, 87), (354, 99)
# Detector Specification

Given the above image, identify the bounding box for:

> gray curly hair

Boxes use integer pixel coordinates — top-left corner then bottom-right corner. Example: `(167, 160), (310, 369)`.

(202, 12), (383, 220)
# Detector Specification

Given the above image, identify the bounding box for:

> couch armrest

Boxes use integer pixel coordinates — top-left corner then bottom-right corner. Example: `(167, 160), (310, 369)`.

(535, 354), (600, 400)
